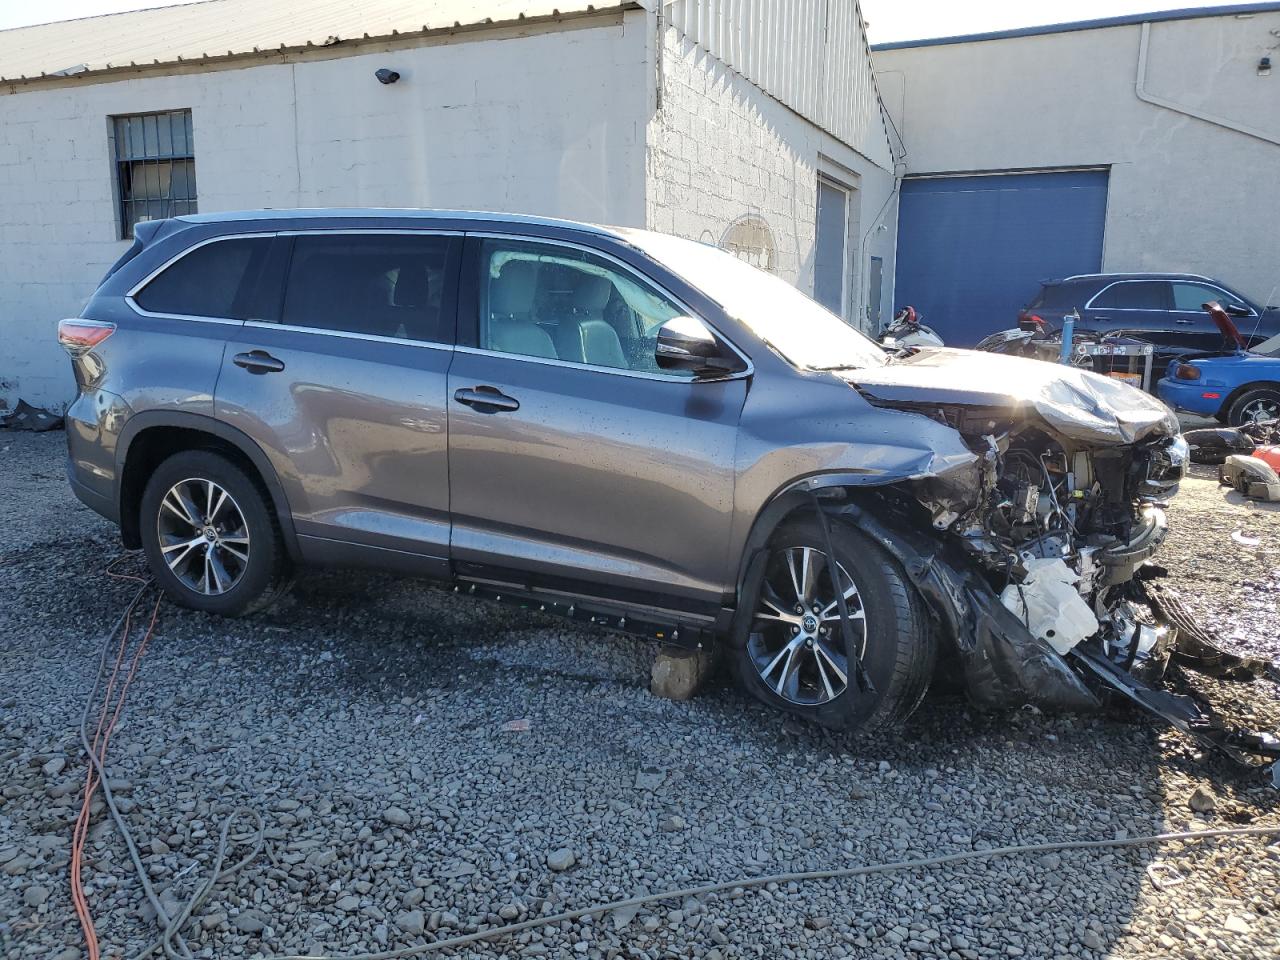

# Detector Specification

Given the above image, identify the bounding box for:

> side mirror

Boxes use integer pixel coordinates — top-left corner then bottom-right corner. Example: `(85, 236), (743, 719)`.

(655, 316), (745, 376)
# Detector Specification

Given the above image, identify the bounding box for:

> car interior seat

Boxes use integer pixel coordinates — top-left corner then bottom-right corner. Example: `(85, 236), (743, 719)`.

(389, 261), (436, 341)
(555, 272), (628, 369)
(488, 259), (557, 359)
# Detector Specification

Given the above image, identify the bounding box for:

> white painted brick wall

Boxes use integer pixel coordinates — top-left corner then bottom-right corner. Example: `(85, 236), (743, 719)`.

(0, 19), (646, 409)
(644, 29), (897, 326)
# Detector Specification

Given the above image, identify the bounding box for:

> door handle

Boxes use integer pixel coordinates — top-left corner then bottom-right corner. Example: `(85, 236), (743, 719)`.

(233, 350), (285, 374)
(454, 386), (520, 412)
(1174, 318), (1194, 325)
(1094, 316), (1112, 323)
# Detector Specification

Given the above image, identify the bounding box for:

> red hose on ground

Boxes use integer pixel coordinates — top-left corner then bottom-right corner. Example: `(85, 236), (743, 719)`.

(71, 563), (161, 960)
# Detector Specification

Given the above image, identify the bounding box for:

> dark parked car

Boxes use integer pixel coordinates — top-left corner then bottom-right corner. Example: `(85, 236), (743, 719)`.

(1020, 272), (1280, 375)
(63, 209), (1201, 738)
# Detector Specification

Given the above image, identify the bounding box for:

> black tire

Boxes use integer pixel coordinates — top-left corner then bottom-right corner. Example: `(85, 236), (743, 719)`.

(1226, 388), (1280, 427)
(139, 450), (290, 616)
(729, 517), (935, 733)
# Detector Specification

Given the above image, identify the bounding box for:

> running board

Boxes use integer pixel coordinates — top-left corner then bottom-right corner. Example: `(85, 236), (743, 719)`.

(453, 578), (721, 650)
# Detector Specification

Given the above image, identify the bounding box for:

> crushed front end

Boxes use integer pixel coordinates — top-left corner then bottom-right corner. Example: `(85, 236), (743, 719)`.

(841, 350), (1280, 776)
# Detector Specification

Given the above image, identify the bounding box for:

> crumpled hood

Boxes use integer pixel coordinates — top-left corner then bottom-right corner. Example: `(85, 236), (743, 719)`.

(841, 348), (1179, 445)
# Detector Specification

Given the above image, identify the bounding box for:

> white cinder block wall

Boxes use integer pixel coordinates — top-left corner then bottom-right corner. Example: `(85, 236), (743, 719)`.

(874, 9), (1280, 307)
(645, 23), (898, 330)
(0, 5), (897, 411)
(0, 17), (647, 409)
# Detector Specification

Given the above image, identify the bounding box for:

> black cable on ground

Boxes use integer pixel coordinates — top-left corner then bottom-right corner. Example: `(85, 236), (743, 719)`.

(261, 825), (1280, 960)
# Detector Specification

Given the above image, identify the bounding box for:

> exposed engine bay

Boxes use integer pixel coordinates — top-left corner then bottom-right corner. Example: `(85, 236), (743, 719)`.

(838, 348), (1280, 777)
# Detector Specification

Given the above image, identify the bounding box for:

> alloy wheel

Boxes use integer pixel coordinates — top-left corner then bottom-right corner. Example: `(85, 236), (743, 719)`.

(156, 478), (250, 596)
(1241, 398), (1280, 424)
(747, 545), (867, 706)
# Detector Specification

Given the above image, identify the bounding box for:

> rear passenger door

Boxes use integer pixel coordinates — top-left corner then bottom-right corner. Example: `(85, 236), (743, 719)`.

(214, 231), (461, 575)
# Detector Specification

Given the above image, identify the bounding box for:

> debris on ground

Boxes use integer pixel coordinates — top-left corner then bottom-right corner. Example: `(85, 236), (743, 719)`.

(0, 399), (64, 432)
(1220, 454), (1280, 501)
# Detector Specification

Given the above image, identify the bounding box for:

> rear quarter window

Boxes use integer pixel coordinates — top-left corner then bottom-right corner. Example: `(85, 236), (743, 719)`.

(1027, 283), (1084, 313)
(133, 236), (271, 318)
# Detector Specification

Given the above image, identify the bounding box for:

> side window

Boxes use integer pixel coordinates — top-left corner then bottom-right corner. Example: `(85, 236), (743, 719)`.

(1090, 281), (1172, 311)
(133, 237), (269, 318)
(1171, 282), (1249, 313)
(281, 234), (456, 343)
(476, 238), (691, 376)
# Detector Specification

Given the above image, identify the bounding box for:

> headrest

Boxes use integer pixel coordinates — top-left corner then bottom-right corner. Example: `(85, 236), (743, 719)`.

(393, 264), (430, 307)
(491, 260), (538, 315)
(571, 273), (614, 311)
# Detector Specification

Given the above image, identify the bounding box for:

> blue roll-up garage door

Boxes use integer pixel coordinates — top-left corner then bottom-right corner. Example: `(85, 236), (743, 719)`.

(894, 170), (1108, 346)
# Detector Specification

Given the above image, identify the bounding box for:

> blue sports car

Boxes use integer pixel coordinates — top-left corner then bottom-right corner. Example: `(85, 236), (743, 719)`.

(1157, 305), (1280, 425)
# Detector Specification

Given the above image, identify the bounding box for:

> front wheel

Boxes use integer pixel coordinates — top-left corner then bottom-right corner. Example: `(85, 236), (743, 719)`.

(729, 518), (936, 733)
(1227, 388), (1280, 427)
(139, 450), (290, 616)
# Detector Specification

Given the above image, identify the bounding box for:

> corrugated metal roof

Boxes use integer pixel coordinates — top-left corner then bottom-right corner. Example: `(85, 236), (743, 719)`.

(870, 2), (1280, 51)
(0, 0), (634, 82)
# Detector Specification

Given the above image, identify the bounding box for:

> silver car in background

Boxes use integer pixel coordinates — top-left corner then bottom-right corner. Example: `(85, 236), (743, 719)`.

(62, 209), (1211, 740)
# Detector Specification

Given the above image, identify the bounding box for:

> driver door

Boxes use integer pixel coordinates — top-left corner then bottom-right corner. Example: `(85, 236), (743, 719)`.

(446, 234), (749, 612)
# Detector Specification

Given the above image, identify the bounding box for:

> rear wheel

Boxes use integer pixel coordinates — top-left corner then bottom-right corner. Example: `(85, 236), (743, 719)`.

(139, 450), (289, 616)
(730, 518), (935, 733)
(1227, 388), (1280, 427)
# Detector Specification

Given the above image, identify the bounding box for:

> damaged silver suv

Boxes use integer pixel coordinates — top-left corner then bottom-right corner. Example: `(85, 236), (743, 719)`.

(61, 209), (1273, 762)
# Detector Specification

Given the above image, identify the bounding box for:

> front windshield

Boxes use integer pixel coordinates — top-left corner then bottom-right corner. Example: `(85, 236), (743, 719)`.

(619, 229), (888, 370)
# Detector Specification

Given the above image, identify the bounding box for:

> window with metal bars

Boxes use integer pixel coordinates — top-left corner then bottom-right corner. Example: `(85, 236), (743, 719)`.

(111, 110), (196, 239)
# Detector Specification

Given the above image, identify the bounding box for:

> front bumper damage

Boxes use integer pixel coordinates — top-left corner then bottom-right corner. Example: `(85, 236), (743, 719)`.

(836, 492), (1280, 782)
(834, 350), (1279, 778)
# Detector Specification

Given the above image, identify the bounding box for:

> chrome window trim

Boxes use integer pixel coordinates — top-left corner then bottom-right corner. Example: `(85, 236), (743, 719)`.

(125, 231), (275, 323)
(1084, 278), (1255, 315)
(451, 344), (748, 383)
(243, 320), (453, 352)
(1065, 272), (1214, 282)
(463, 231), (755, 382)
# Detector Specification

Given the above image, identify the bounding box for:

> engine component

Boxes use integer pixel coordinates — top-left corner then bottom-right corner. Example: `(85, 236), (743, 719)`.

(999, 558), (1099, 656)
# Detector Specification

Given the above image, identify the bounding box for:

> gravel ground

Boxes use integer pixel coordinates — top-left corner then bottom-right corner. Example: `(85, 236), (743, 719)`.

(1, 429), (1278, 960)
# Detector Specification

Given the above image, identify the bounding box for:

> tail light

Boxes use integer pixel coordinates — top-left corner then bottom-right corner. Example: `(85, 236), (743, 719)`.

(1173, 363), (1201, 381)
(58, 319), (115, 357)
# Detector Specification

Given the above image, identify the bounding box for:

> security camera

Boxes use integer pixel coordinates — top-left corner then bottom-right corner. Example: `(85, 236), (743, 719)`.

(375, 68), (401, 85)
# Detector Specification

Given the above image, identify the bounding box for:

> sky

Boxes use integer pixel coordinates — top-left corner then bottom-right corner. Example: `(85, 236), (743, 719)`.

(0, 0), (1237, 39)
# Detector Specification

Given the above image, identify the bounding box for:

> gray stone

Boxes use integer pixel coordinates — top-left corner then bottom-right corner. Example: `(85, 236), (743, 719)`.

(1188, 785), (1217, 813)
(336, 895), (360, 912)
(24, 885), (50, 907)
(42, 757), (66, 777)
(547, 848), (576, 871)
(233, 910), (268, 934)
(395, 909), (426, 936)
(382, 806), (412, 826)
